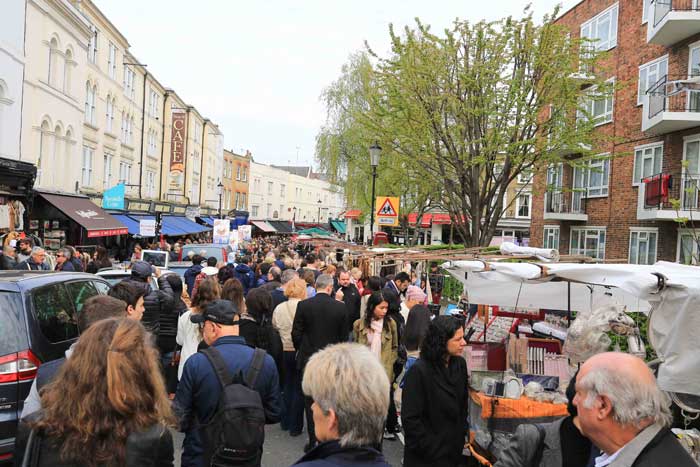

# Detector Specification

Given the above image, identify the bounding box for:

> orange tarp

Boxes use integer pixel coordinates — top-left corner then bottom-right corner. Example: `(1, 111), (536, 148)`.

(470, 390), (568, 419)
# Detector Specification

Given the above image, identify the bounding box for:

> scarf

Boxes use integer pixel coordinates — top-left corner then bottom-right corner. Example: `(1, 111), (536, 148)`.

(367, 318), (384, 357)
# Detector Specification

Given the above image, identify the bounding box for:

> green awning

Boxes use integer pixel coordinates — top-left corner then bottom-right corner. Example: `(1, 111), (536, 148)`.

(331, 220), (346, 234)
(297, 227), (331, 236)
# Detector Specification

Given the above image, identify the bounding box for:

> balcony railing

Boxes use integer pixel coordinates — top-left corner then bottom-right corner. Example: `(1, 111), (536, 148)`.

(647, 75), (700, 120)
(642, 172), (700, 211)
(653, 0), (700, 27)
(545, 190), (587, 215)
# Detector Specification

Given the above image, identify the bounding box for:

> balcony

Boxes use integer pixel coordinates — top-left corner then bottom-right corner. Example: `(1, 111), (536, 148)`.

(647, 0), (700, 46)
(643, 75), (700, 134)
(543, 191), (588, 221)
(637, 172), (700, 220)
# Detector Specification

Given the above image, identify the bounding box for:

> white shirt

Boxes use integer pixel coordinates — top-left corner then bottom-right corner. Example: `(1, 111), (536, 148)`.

(595, 449), (622, 467)
(176, 309), (201, 380)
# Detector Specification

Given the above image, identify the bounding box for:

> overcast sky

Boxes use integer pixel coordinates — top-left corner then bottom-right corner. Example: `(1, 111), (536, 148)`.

(95, 0), (578, 167)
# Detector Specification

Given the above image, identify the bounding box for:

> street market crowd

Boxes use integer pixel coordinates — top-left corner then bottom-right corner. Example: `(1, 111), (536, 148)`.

(7, 236), (697, 467)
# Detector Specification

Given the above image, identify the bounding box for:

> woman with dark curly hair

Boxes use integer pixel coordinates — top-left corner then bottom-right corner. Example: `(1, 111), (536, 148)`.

(402, 315), (469, 467)
(241, 287), (284, 377)
(16, 318), (175, 466)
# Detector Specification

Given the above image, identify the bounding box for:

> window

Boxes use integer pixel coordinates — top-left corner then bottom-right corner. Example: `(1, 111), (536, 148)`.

(84, 82), (96, 125)
(241, 193), (246, 208)
(105, 97), (114, 132)
(149, 89), (159, 117)
(108, 43), (117, 78)
(580, 3), (618, 52)
(128, 116), (134, 144)
(267, 181), (273, 195)
(629, 229), (658, 265)
(123, 67), (135, 99)
(242, 167), (247, 181)
(280, 184), (286, 197)
(63, 49), (72, 94)
(516, 193), (531, 218)
(81, 146), (94, 187)
(543, 226), (560, 250)
(579, 80), (614, 126)
(633, 143), (663, 184)
(570, 227), (606, 259)
(147, 129), (157, 156)
(145, 171), (156, 198)
(266, 203), (272, 217)
(251, 205), (259, 217)
(638, 56), (667, 105)
(679, 231), (700, 264)
(103, 153), (113, 189)
(194, 122), (202, 144)
(517, 169), (532, 184)
(236, 165), (241, 181)
(118, 161), (131, 184)
(32, 284), (79, 343)
(587, 157), (610, 197)
(47, 38), (58, 86)
(65, 281), (99, 314)
(235, 192), (240, 210)
(87, 27), (98, 63)
(192, 175), (200, 201)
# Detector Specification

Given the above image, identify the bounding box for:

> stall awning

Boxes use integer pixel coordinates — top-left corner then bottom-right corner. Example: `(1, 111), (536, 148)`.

(343, 210), (362, 219)
(268, 220), (294, 234)
(38, 192), (128, 237)
(251, 220), (277, 233)
(407, 213), (432, 228)
(164, 216), (211, 235)
(331, 220), (346, 234)
(198, 216), (215, 227)
(432, 213), (452, 225)
(111, 214), (140, 235)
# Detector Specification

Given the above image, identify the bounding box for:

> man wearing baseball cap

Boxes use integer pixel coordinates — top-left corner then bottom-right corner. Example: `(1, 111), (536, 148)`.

(174, 299), (280, 467)
(119, 260), (174, 336)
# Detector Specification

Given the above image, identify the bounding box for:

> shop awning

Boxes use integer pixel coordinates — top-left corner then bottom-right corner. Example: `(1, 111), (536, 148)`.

(268, 220), (294, 234)
(407, 213), (432, 228)
(432, 213), (452, 225)
(251, 220), (277, 233)
(343, 210), (362, 219)
(111, 214), (140, 235)
(164, 216), (211, 235)
(330, 220), (346, 234)
(198, 216), (215, 227)
(38, 192), (128, 238)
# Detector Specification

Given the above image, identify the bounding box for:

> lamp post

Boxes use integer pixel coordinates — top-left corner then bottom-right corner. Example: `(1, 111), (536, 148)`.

(217, 180), (224, 219)
(317, 199), (322, 224)
(292, 207), (297, 232)
(369, 141), (381, 245)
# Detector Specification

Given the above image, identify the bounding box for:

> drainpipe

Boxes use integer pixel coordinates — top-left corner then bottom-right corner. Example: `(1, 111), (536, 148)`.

(158, 91), (169, 201)
(198, 120), (208, 205)
(138, 71), (148, 199)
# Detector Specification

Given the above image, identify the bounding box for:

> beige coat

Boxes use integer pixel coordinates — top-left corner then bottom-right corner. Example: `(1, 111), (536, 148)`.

(353, 317), (398, 381)
(272, 298), (300, 352)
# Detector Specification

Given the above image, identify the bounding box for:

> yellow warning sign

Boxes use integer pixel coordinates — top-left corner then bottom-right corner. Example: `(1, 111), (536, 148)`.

(375, 196), (399, 226)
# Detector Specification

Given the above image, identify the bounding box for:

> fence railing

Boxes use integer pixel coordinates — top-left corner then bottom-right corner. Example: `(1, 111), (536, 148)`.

(545, 190), (587, 215)
(642, 172), (700, 211)
(647, 74), (700, 119)
(653, 0), (700, 27)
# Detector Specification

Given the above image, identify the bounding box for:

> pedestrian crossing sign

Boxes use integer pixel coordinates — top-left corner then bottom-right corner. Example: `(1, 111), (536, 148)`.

(375, 196), (399, 226)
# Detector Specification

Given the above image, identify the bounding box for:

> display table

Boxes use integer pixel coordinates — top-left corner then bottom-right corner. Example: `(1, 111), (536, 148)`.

(470, 390), (568, 420)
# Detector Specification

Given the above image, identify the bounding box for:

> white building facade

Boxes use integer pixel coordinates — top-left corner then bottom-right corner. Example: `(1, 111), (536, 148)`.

(0, 0), (27, 161)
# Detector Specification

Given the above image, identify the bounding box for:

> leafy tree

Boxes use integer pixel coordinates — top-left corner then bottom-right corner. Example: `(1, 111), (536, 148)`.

(317, 9), (612, 246)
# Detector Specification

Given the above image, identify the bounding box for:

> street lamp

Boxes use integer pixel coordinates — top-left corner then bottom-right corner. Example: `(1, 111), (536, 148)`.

(217, 180), (224, 219)
(292, 207), (297, 231)
(369, 141), (382, 245)
(317, 199), (322, 224)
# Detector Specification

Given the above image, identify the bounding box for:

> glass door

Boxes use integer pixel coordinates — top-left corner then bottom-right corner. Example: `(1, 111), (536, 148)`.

(546, 164), (563, 212)
(689, 46), (700, 111)
(572, 166), (587, 213)
(683, 138), (700, 210)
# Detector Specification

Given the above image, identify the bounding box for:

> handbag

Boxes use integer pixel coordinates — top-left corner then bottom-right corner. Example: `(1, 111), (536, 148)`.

(165, 344), (181, 396)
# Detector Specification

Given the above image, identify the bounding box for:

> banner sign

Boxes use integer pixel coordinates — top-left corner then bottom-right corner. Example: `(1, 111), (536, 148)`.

(213, 219), (230, 244)
(169, 112), (186, 191)
(238, 224), (252, 241)
(375, 196), (400, 227)
(102, 184), (125, 210)
(139, 219), (156, 237)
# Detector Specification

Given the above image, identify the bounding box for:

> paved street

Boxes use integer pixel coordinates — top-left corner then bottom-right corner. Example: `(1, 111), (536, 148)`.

(173, 425), (405, 467)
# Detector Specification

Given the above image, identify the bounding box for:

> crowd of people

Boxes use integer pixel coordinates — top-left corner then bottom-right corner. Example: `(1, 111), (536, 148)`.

(9, 236), (697, 467)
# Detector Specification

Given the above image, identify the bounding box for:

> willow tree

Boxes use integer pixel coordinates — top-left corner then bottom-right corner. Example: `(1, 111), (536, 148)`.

(317, 10), (611, 246)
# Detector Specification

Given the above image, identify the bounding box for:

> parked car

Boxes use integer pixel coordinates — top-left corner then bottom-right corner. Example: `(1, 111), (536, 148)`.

(0, 271), (111, 464)
(95, 267), (175, 289)
(178, 243), (232, 263)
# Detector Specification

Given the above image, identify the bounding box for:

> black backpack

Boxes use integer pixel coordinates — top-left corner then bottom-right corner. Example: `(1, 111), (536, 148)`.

(201, 347), (267, 467)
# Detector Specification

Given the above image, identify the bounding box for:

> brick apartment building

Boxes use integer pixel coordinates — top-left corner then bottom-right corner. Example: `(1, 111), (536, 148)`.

(530, 0), (700, 264)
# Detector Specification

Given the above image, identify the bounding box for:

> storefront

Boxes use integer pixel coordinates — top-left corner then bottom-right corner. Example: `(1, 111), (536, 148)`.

(32, 191), (129, 251)
(0, 157), (37, 246)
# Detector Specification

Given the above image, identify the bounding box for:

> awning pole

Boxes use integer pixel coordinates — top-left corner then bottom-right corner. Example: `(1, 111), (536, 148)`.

(567, 281), (572, 328)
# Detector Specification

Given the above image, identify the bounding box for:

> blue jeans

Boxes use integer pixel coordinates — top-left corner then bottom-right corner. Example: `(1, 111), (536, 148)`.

(280, 351), (304, 433)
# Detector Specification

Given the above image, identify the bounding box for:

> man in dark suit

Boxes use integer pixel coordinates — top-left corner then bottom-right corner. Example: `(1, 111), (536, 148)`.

(573, 352), (696, 467)
(292, 273), (348, 453)
(334, 270), (361, 334)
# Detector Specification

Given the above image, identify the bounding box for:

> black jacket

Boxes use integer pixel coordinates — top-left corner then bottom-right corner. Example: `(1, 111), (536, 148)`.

(122, 276), (174, 337)
(292, 440), (390, 467)
(632, 427), (697, 467)
(0, 254), (16, 270)
(158, 295), (188, 353)
(402, 356), (469, 467)
(292, 293), (348, 370)
(335, 283), (361, 333)
(239, 317), (284, 379)
(15, 417), (174, 467)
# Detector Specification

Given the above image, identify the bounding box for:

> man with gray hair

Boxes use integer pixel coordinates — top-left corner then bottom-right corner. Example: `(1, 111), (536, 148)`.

(291, 343), (390, 466)
(15, 246), (49, 271)
(573, 352), (695, 466)
(292, 273), (348, 453)
(271, 268), (298, 308)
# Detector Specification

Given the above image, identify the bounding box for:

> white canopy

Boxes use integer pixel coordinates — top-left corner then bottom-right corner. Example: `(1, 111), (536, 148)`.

(443, 260), (700, 397)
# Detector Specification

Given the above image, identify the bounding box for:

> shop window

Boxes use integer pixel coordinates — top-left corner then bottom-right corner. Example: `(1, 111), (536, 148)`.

(31, 283), (79, 343)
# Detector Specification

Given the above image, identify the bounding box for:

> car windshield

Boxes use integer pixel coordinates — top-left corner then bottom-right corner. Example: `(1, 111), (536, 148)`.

(182, 245), (226, 261)
(0, 291), (26, 356)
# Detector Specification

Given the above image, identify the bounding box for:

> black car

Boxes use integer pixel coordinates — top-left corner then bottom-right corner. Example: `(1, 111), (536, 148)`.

(0, 271), (111, 464)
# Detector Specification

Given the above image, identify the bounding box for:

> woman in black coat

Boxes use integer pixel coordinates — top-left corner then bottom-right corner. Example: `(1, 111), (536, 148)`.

(402, 315), (469, 467)
(240, 287), (284, 378)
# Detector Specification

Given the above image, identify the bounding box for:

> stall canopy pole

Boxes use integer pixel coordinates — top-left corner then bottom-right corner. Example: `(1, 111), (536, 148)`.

(567, 281), (572, 328)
